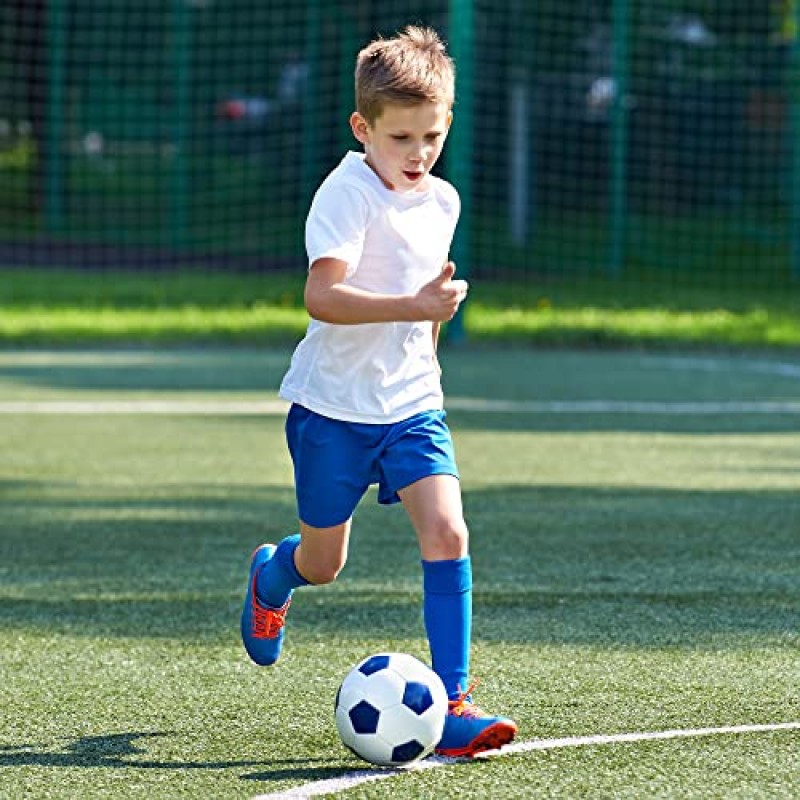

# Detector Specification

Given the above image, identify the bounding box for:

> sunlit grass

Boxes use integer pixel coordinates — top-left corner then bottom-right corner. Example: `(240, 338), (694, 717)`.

(2, 268), (800, 347)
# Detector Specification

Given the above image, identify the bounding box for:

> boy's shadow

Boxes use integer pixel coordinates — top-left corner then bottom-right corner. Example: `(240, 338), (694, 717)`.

(0, 732), (255, 771)
(0, 733), (355, 783)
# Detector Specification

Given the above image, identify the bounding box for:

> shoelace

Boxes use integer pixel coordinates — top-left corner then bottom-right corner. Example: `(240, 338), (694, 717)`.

(447, 679), (484, 718)
(250, 586), (291, 639)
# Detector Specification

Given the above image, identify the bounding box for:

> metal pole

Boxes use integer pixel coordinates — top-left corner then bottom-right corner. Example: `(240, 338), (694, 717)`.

(446, 0), (474, 344)
(509, 0), (533, 248)
(170, 0), (191, 248)
(791, 0), (800, 280)
(45, 0), (67, 233)
(509, 75), (530, 246)
(610, 0), (630, 279)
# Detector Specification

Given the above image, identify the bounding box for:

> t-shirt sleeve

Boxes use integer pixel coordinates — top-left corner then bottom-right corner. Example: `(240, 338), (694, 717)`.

(305, 180), (370, 275)
(439, 179), (461, 232)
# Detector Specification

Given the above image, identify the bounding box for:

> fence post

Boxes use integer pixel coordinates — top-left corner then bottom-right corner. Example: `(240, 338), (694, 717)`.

(791, 0), (800, 280)
(45, 0), (67, 233)
(170, 0), (191, 248)
(509, 73), (531, 246)
(610, 0), (631, 279)
(446, 0), (474, 344)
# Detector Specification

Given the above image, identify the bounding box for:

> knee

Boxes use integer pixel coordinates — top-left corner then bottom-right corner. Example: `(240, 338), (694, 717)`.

(297, 557), (345, 586)
(422, 516), (469, 560)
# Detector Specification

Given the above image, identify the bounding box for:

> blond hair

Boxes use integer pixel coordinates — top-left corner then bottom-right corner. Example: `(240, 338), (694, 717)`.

(355, 26), (455, 124)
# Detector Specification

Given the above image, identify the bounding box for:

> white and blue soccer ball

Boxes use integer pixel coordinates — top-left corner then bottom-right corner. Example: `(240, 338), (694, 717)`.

(334, 652), (448, 767)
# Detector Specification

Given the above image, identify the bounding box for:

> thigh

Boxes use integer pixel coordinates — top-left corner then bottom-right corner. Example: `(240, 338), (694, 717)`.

(398, 474), (468, 561)
(378, 410), (459, 507)
(286, 404), (376, 528)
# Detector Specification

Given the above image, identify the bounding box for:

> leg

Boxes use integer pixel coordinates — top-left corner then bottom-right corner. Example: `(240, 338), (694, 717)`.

(242, 404), (373, 666)
(399, 474), (471, 698)
(255, 518), (351, 607)
(242, 519), (350, 667)
(400, 473), (517, 757)
(295, 519), (351, 586)
(399, 473), (468, 562)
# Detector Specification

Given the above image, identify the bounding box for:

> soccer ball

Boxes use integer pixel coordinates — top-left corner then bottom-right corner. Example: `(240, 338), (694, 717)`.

(334, 652), (448, 767)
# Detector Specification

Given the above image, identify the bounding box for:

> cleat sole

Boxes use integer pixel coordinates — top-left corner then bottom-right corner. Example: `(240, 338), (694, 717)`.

(435, 720), (518, 759)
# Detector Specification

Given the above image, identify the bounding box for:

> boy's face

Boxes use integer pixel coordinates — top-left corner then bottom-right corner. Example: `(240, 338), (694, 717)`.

(350, 101), (452, 192)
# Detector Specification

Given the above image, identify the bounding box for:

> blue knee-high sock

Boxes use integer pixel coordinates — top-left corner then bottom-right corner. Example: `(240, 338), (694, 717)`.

(255, 534), (309, 608)
(422, 557), (472, 701)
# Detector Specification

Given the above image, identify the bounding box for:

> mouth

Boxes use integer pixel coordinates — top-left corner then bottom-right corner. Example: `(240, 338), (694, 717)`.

(402, 170), (423, 182)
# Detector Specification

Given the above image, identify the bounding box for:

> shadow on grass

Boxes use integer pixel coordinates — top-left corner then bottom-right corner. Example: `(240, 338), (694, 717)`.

(239, 760), (375, 785)
(1, 479), (798, 649)
(0, 733), (360, 786)
(0, 732), (258, 770)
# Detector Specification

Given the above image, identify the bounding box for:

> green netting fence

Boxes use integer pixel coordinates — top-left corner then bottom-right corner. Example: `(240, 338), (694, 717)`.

(2, 1), (800, 291)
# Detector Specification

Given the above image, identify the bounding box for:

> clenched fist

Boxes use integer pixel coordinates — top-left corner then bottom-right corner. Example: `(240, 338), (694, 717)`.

(414, 261), (469, 322)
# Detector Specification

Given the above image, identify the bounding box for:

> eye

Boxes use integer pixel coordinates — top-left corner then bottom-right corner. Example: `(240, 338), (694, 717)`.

(425, 133), (442, 142)
(391, 134), (409, 141)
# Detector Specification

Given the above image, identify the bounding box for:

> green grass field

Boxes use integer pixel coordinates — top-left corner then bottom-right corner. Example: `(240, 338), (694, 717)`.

(1, 346), (798, 798)
(0, 348), (800, 800)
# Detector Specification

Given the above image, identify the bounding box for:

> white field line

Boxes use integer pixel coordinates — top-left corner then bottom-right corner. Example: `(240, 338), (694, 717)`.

(2, 398), (800, 415)
(0, 399), (290, 415)
(3, 351), (799, 377)
(253, 722), (800, 800)
(449, 398), (800, 415)
(640, 354), (800, 379)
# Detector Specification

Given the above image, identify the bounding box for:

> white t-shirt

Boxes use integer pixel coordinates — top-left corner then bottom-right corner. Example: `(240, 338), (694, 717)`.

(279, 151), (461, 424)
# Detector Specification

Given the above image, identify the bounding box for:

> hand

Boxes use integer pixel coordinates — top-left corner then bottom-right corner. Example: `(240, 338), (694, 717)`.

(414, 262), (469, 322)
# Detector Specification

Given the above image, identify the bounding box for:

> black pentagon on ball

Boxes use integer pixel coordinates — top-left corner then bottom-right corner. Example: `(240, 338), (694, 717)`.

(402, 680), (435, 714)
(358, 654), (391, 676)
(349, 700), (380, 734)
(391, 739), (426, 763)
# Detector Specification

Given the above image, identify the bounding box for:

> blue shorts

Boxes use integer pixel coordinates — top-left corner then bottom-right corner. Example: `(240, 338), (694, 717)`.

(285, 404), (459, 528)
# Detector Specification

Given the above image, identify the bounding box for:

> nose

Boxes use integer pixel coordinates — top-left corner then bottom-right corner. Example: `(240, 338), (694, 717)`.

(409, 144), (429, 164)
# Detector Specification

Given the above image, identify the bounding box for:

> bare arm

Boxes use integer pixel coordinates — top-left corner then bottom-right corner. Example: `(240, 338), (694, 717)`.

(305, 258), (468, 325)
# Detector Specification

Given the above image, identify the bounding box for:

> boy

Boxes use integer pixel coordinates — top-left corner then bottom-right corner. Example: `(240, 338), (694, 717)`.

(241, 25), (517, 758)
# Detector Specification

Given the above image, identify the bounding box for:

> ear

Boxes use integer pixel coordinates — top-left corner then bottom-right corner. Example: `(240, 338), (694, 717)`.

(349, 112), (371, 145)
(439, 110), (453, 142)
